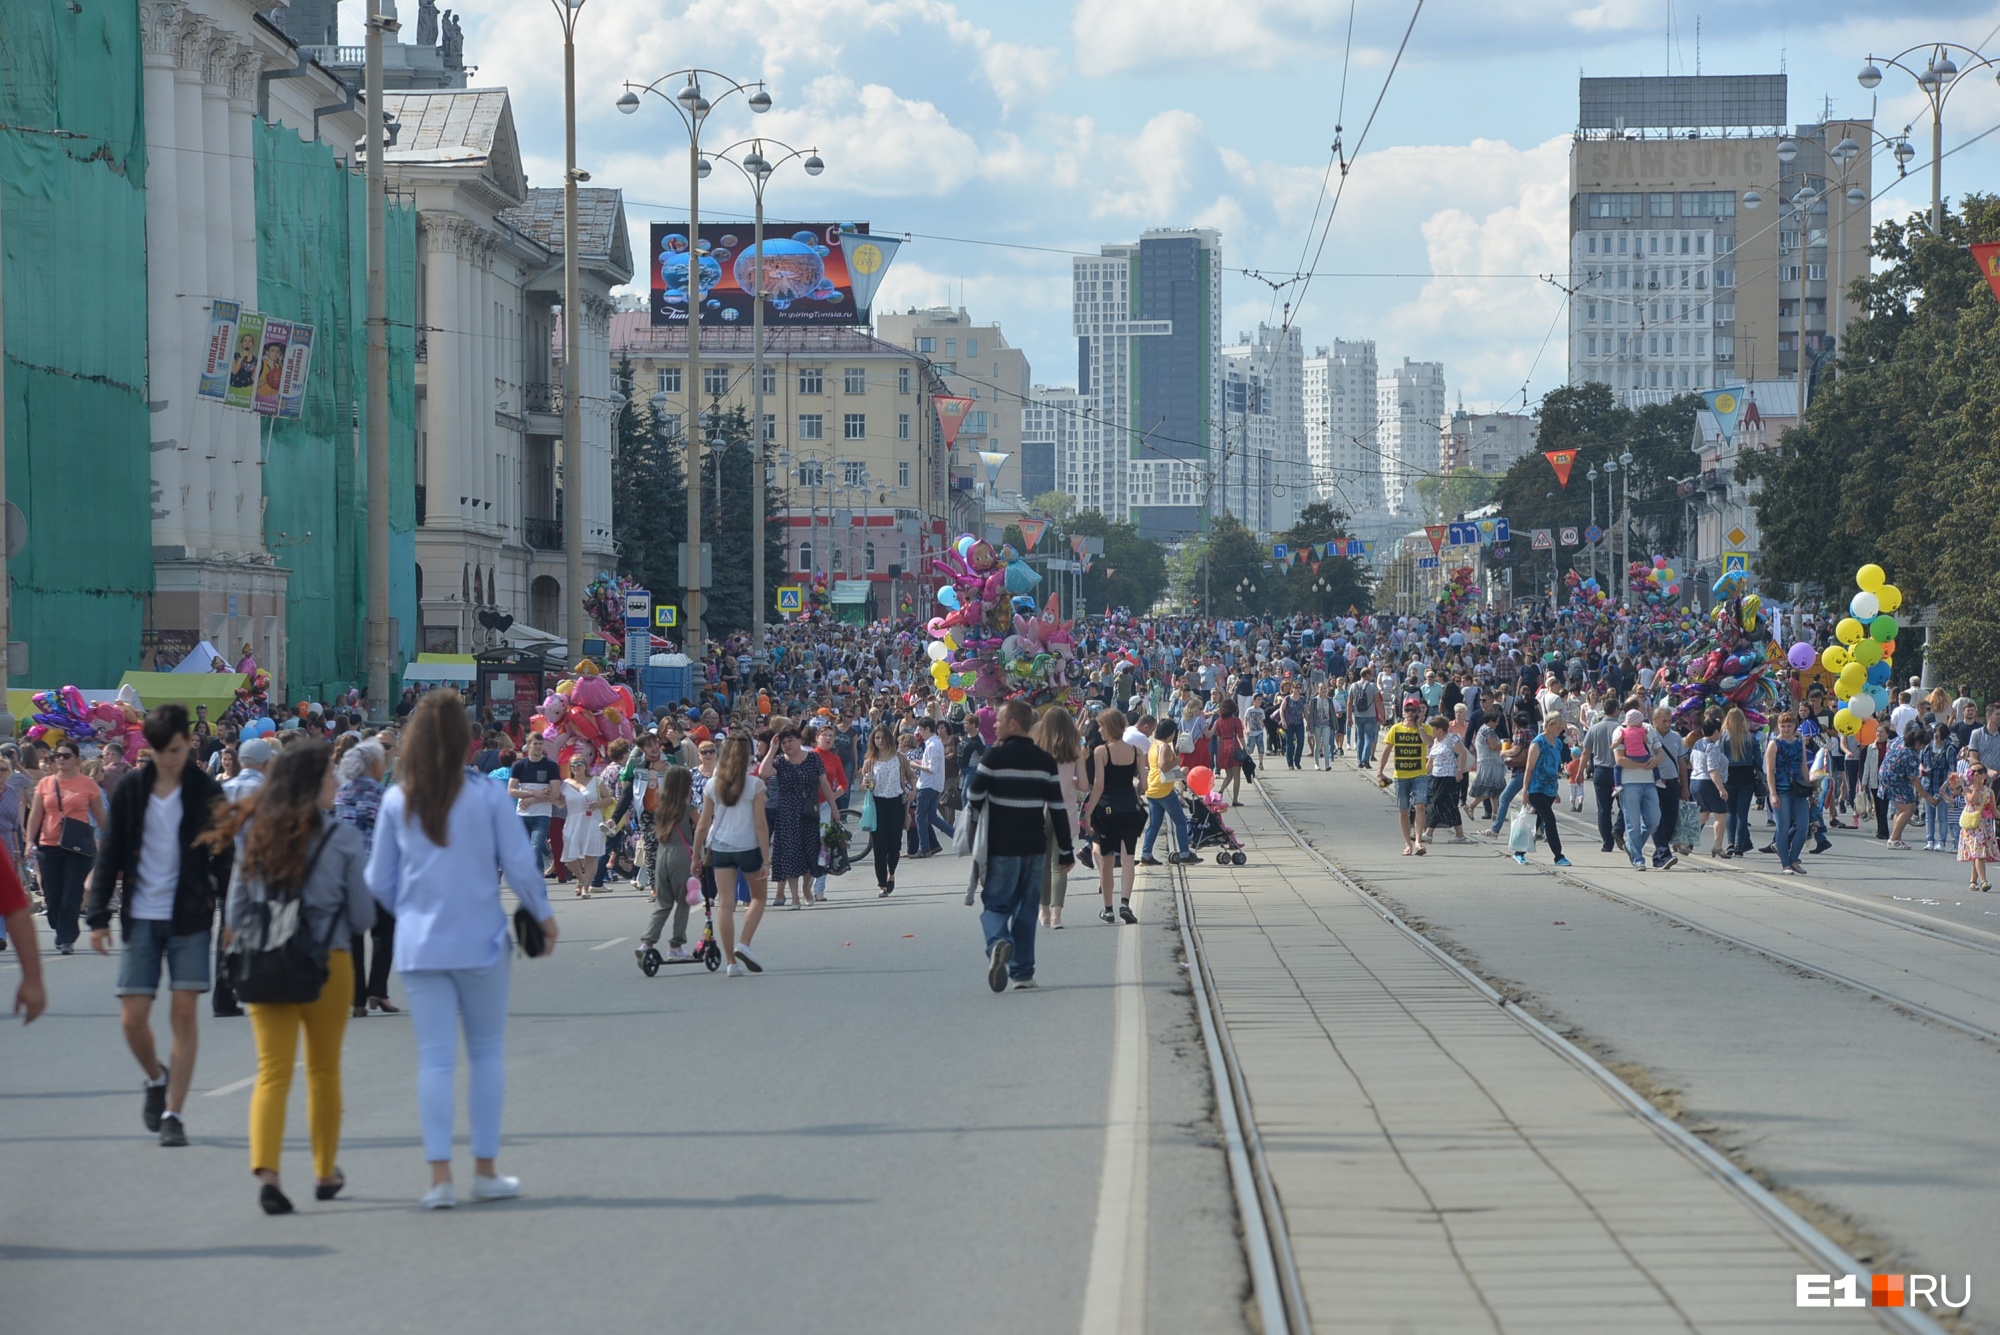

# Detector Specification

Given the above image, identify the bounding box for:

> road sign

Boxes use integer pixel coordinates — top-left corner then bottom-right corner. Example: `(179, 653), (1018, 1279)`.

(1726, 526), (1749, 548)
(1585, 524), (1604, 544)
(1493, 518), (1510, 544)
(1272, 543), (1289, 563)
(775, 586), (805, 614)
(653, 605), (679, 628)
(1417, 556), (1440, 569)
(624, 590), (651, 621)
(1531, 528), (1553, 550)
(1722, 551), (1748, 575)
(1560, 526), (1580, 546)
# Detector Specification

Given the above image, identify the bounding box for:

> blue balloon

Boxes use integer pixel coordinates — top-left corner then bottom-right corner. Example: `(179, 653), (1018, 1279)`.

(1865, 662), (1891, 686)
(1868, 684), (1890, 711)
(937, 586), (960, 609)
(1003, 559), (1043, 593)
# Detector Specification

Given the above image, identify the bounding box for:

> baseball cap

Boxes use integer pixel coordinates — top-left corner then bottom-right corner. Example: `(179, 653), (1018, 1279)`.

(239, 738), (276, 766)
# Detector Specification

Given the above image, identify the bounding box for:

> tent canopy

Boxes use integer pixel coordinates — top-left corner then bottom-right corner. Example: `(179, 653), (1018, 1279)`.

(403, 653), (476, 687)
(170, 640), (231, 673)
(116, 672), (248, 716)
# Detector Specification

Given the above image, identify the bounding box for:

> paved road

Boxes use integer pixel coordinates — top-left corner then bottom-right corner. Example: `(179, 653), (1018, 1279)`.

(0, 851), (1246, 1335)
(1257, 761), (2000, 1331)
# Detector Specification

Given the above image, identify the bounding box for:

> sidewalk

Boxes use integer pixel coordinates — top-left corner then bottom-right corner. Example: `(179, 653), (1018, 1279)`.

(1183, 793), (1891, 1333)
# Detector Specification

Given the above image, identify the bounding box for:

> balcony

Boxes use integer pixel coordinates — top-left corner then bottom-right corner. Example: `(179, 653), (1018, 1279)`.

(524, 382), (562, 414)
(524, 517), (562, 550)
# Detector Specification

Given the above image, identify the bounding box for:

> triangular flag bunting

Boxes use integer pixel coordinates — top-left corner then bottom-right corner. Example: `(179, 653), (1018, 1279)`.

(1017, 518), (1047, 551)
(1973, 242), (2000, 304)
(1543, 449), (1578, 488)
(1425, 524), (1447, 555)
(835, 227), (901, 317)
(1702, 386), (1746, 446)
(936, 396), (976, 448)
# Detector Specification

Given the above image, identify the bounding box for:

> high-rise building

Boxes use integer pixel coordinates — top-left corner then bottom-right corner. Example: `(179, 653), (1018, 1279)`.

(1377, 359), (1447, 517)
(1023, 386), (1079, 507)
(1567, 75), (1873, 403)
(1440, 408), (1535, 474)
(1073, 228), (1222, 541)
(1304, 340), (1381, 526)
(1220, 324), (1306, 536)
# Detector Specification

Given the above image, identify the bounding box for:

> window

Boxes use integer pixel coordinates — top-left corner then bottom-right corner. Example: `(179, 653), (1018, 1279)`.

(1650, 193), (1675, 217)
(1586, 335), (1598, 356)
(1586, 302), (1598, 320)
(1617, 233), (1629, 254)
(1679, 235), (1690, 254)
(966, 411), (989, 434)
(1695, 271), (1707, 290)
(842, 460), (866, 486)
(1587, 235), (1598, 254)
(1680, 191), (1735, 218)
(761, 367), (776, 395)
(1806, 263), (1826, 281)
(799, 542), (813, 573)
(703, 365), (730, 397)
(762, 413), (776, 441)
(1679, 267), (1690, 288)
(1589, 193), (1642, 218)
(1649, 301), (1659, 321)
(1648, 235), (1659, 254)
(657, 367), (681, 393)
(916, 336), (935, 353)
(944, 339), (956, 355)
(1695, 235), (1707, 254)
(865, 541), (877, 572)
(897, 412), (911, 440)
(1617, 268), (1629, 289)
(897, 365), (911, 394)
(1715, 268), (1734, 288)
(1714, 301), (1735, 322)
(798, 413), (824, 440)
(1695, 334), (1707, 354)
(1648, 335), (1659, 355)
(898, 461), (910, 487)
(1779, 230), (1799, 252)
(798, 460), (823, 487)
(1717, 234), (1735, 255)
(1647, 269), (1659, 289)
(1714, 335), (1734, 356)
(843, 367), (866, 395)
(968, 338), (980, 357)
(1780, 264), (1801, 282)
(899, 541), (909, 569)
(843, 412), (867, 441)
(798, 367), (824, 394)
(832, 545), (844, 572)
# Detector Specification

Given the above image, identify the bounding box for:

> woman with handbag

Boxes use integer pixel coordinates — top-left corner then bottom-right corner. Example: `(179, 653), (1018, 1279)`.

(24, 743), (108, 955)
(364, 690), (557, 1211)
(209, 741), (374, 1214)
(859, 725), (914, 897)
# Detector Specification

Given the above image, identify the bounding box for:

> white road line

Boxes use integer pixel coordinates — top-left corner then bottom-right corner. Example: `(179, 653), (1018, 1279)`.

(1079, 888), (1148, 1335)
(590, 936), (629, 951)
(204, 1075), (258, 1098)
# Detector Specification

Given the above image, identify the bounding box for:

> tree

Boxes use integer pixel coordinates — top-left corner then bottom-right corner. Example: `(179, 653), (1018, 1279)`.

(610, 357), (685, 608)
(1068, 509), (1169, 614)
(1274, 502), (1374, 615)
(1411, 468), (1497, 523)
(695, 405), (788, 637)
(1029, 491), (1078, 525)
(1176, 513), (1268, 615)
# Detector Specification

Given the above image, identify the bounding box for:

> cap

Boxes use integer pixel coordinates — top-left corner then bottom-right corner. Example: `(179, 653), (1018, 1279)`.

(1623, 709), (1645, 726)
(1403, 697), (1423, 709)
(239, 738), (276, 766)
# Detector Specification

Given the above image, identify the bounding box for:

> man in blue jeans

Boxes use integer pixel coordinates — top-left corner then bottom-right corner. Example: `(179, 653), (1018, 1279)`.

(508, 734), (560, 874)
(1613, 709), (1675, 870)
(911, 719), (954, 856)
(967, 701), (1075, 992)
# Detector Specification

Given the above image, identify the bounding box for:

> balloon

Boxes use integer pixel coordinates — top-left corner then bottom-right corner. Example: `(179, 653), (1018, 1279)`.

(1850, 637), (1883, 667)
(1858, 718), (1879, 746)
(946, 686), (966, 702)
(1848, 692), (1876, 720)
(1850, 590), (1881, 621)
(1834, 707), (1860, 735)
(1855, 563), (1885, 593)
(1869, 614), (1899, 643)
(925, 640), (949, 662)
(1787, 642), (1816, 669)
(1877, 583), (1903, 614)
(938, 586), (961, 609)
(1187, 766), (1214, 797)
(1834, 617), (1863, 645)
(1837, 663), (1867, 696)
(930, 662), (950, 686)
(1865, 663), (1891, 686)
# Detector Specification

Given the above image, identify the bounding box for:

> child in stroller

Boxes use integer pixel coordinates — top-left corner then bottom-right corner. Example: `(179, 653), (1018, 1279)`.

(1184, 789), (1249, 865)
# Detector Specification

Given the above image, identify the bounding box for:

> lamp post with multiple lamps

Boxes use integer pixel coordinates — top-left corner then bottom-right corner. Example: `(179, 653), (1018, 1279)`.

(708, 137), (823, 653)
(1858, 44), (1999, 234)
(616, 70), (772, 659)
(1586, 465), (1599, 587)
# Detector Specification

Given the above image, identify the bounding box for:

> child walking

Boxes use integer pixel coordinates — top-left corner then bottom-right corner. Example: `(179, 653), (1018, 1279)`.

(1957, 765), (1995, 892)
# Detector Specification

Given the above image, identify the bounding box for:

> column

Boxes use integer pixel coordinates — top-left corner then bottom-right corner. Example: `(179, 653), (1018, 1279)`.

(200, 43), (235, 550)
(142, 1), (188, 556)
(418, 215), (460, 532)
(228, 52), (263, 555)
(173, 17), (214, 554)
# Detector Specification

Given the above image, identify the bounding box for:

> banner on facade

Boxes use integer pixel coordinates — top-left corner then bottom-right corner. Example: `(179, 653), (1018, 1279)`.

(200, 302), (315, 419)
(224, 309), (266, 411)
(276, 325), (314, 420)
(252, 321), (290, 416)
(198, 300), (241, 401)
(649, 221), (874, 328)
(1017, 518), (1047, 551)
(936, 396), (976, 448)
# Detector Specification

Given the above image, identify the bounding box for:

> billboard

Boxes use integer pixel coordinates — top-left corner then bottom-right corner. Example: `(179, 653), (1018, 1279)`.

(650, 221), (872, 327)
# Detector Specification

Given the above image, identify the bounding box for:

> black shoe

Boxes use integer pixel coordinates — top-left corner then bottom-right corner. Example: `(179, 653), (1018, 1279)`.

(1761, 843), (1777, 854)
(314, 1171), (346, 1202)
(878, 885), (894, 897)
(1599, 844), (1614, 854)
(260, 1183), (295, 1215)
(159, 1114), (188, 1148)
(1099, 908), (1116, 924)
(1811, 839), (1832, 854)
(1139, 856), (1163, 867)
(987, 939), (1012, 993)
(1077, 847), (1096, 870)
(1118, 903), (1138, 925)
(144, 1069), (169, 1133)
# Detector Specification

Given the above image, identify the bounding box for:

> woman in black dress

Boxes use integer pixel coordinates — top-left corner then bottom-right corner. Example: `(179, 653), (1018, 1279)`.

(758, 726), (837, 908)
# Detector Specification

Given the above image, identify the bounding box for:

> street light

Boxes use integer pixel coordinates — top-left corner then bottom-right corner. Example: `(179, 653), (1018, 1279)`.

(710, 137), (825, 653)
(552, 0), (592, 660)
(1858, 42), (2000, 232)
(1586, 465), (1599, 586)
(1616, 450), (1633, 613)
(617, 68), (772, 659)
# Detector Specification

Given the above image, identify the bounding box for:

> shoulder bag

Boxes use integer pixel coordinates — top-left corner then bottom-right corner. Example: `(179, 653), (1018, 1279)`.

(226, 829), (340, 1004)
(53, 778), (96, 859)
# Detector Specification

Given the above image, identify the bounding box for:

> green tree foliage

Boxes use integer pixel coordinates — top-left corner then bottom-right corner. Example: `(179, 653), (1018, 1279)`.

(1029, 491), (1078, 525)
(1411, 468), (1498, 523)
(1490, 384), (1700, 572)
(1068, 509), (1169, 613)
(1274, 502), (1374, 615)
(697, 406), (788, 637)
(1174, 513), (1268, 615)
(611, 357), (685, 607)
(1743, 195), (2000, 696)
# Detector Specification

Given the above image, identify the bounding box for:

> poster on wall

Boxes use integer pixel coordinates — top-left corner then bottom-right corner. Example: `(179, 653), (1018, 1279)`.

(252, 320), (290, 416)
(276, 324), (314, 420)
(223, 309), (266, 411)
(649, 221), (872, 328)
(197, 300), (241, 401)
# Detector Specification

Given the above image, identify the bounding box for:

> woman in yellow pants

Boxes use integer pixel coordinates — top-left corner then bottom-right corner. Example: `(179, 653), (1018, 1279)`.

(210, 740), (376, 1214)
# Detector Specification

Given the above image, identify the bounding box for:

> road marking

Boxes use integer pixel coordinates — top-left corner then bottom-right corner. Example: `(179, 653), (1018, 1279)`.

(1079, 888), (1147, 1335)
(590, 937), (629, 951)
(203, 1062), (298, 1099)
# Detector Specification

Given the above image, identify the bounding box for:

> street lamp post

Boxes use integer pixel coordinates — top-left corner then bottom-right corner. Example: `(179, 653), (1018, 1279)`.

(1859, 44), (1999, 233)
(553, 0), (590, 662)
(363, 0), (398, 717)
(617, 70), (772, 660)
(1616, 450), (1633, 611)
(1586, 465), (1599, 587)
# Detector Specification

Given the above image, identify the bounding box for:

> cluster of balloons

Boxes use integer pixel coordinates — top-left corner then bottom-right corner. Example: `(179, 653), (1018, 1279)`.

(1632, 555), (1683, 610)
(238, 716), (279, 741)
(23, 684), (151, 751)
(1437, 565), (1478, 614)
(925, 534), (1082, 708)
(1669, 587), (1779, 725)
(1823, 564), (1903, 741)
(529, 660), (637, 765)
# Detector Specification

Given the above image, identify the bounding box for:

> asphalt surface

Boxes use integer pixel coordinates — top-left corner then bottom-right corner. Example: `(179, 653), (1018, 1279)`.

(0, 849), (1247, 1335)
(1259, 759), (2000, 1333)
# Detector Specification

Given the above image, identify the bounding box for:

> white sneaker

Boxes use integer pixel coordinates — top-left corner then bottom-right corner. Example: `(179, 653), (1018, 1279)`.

(666, 946), (691, 961)
(723, 963), (746, 977)
(471, 1173), (521, 1202)
(421, 1182), (456, 1211)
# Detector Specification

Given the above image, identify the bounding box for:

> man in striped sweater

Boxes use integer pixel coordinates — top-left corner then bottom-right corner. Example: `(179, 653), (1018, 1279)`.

(967, 700), (1076, 993)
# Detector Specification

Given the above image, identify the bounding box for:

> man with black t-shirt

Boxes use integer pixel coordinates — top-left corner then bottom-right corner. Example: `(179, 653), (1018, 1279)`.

(509, 734), (561, 874)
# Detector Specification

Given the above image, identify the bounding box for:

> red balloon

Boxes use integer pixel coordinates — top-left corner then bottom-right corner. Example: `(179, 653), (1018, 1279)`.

(1187, 765), (1214, 796)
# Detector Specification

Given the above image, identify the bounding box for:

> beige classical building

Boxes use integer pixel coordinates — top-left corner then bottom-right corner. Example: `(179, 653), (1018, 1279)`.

(874, 307), (1030, 531)
(609, 316), (952, 617)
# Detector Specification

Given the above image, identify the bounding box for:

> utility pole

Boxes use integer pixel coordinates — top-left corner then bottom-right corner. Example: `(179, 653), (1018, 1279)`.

(364, 0), (396, 721)
(558, 0), (587, 663)
(684, 124), (705, 661)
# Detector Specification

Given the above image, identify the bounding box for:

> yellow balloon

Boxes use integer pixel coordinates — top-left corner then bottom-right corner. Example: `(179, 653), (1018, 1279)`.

(1834, 707), (1861, 735)
(1850, 638), (1883, 667)
(1837, 663), (1867, 695)
(1876, 584), (1902, 614)
(1855, 563), (1885, 593)
(1821, 644), (1850, 673)
(1835, 617), (1865, 645)
(942, 632), (959, 650)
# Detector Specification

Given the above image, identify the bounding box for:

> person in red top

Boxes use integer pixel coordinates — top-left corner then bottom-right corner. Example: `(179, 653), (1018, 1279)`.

(0, 842), (46, 1022)
(1213, 698), (1248, 807)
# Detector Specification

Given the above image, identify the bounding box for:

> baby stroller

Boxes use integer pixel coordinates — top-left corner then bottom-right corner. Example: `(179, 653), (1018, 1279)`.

(1184, 790), (1249, 865)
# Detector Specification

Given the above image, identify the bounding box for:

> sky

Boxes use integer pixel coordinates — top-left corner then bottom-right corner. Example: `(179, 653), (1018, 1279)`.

(444, 0), (2000, 415)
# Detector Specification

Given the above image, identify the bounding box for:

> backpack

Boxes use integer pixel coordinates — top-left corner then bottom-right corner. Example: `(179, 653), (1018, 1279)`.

(1620, 724), (1652, 761)
(224, 829), (341, 1005)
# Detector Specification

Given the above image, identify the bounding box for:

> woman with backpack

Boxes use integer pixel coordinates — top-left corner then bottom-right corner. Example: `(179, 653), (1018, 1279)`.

(210, 740), (375, 1215)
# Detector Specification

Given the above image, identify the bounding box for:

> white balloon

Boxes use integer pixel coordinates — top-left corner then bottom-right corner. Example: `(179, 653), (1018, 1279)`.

(925, 640), (949, 661)
(1848, 692), (1876, 720)
(1850, 590), (1881, 620)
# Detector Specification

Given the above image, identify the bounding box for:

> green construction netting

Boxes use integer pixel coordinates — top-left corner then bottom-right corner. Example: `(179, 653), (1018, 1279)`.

(0, 0), (152, 687)
(254, 120), (417, 704)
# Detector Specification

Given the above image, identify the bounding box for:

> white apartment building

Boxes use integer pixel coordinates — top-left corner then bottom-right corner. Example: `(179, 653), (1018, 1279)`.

(1377, 359), (1447, 518)
(1220, 323), (1305, 536)
(1303, 340), (1383, 525)
(1024, 386), (1081, 506)
(1441, 409), (1535, 474)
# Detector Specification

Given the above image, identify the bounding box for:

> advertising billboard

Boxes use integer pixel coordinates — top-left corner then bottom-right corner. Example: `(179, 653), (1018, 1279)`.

(650, 222), (874, 327)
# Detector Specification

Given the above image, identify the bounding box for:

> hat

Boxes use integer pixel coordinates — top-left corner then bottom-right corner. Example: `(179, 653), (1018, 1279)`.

(239, 738), (276, 766)
(1623, 709), (1645, 726)
(1403, 697), (1423, 709)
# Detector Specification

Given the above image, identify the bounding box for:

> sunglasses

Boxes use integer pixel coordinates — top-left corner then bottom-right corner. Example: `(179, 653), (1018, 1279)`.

(54, 752), (78, 760)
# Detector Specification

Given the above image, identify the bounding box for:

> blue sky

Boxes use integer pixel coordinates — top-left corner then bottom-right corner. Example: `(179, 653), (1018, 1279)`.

(457, 0), (2000, 412)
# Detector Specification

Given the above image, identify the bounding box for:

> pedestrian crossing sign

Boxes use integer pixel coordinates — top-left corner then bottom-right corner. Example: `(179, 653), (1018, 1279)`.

(776, 586), (805, 613)
(1722, 552), (1747, 575)
(653, 605), (679, 628)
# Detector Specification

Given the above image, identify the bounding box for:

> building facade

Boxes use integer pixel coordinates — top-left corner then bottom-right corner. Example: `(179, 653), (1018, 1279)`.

(1377, 359), (1447, 518)
(1073, 229), (1222, 541)
(874, 307), (1030, 503)
(1440, 409), (1535, 474)
(1220, 323), (1306, 536)
(1567, 75), (1873, 402)
(1303, 340), (1383, 528)
(1025, 386), (1082, 507)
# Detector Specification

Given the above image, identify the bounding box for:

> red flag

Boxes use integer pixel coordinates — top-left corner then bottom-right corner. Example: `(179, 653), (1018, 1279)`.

(935, 396), (976, 448)
(1974, 243), (2000, 304)
(1425, 524), (1446, 555)
(1544, 449), (1578, 488)
(1017, 518), (1047, 551)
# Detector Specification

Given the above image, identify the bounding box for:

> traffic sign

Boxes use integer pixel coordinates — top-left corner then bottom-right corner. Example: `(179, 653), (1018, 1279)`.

(653, 605), (679, 628)
(1272, 543), (1289, 563)
(1722, 552), (1747, 575)
(776, 586), (805, 614)
(1531, 528), (1553, 550)
(1559, 526), (1580, 546)
(1585, 524), (1604, 544)
(1726, 526), (1749, 548)
(1417, 556), (1440, 569)
(1493, 518), (1510, 544)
